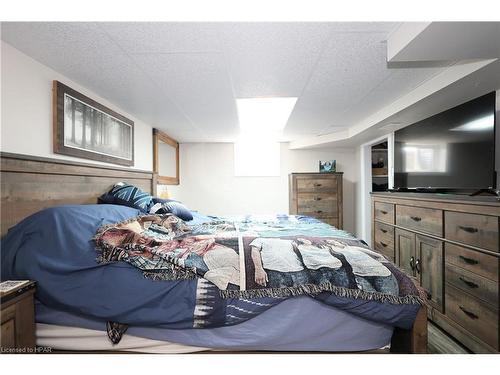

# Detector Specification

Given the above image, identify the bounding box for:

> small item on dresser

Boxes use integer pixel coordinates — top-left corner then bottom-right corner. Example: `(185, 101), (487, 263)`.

(0, 280), (30, 294)
(319, 160), (336, 173)
(0, 280), (34, 300)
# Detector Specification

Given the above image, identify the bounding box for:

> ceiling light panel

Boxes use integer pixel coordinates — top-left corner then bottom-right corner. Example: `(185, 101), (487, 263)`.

(236, 97), (298, 132)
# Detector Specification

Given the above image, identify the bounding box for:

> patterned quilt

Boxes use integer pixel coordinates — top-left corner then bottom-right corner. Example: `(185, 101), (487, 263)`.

(95, 214), (423, 330)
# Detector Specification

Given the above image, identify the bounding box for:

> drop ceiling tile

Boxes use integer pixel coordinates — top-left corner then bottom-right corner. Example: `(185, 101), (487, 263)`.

(1, 22), (122, 74)
(99, 22), (222, 53)
(285, 32), (392, 136)
(327, 22), (400, 34)
(217, 22), (334, 98)
(131, 52), (238, 137)
(334, 65), (448, 127)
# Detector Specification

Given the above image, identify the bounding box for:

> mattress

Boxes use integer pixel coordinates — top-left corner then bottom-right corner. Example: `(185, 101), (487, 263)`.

(36, 296), (394, 353)
(36, 324), (209, 353)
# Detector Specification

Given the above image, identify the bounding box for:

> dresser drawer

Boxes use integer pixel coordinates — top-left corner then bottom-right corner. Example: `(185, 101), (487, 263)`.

(374, 202), (394, 224)
(297, 204), (337, 218)
(297, 193), (336, 215)
(0, 304), (16, 348)
(445, 243), (498, 282)
(296, 177), (338, 193)
(445, 284), (498, 350)
(396, 205), (443, 236)
(374, 222), (395, 261)
(445, 211), (499, 252)
(445, 263), (498, 308)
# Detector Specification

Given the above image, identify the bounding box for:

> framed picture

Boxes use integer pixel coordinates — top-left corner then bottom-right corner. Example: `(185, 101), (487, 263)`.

(153, 128), (180, 185)
(53, 81), (134, 166)
(319, 160), (336, 173)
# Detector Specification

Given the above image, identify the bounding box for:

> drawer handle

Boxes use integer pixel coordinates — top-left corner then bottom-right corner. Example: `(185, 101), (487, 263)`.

(314, 197), (322, 201)
(410, 216), (422, 222)
(415, 258), (421, 274)
(409, 256), (415, 271)
(458, 225), (478, 234)
(459, 277), (479, 289)
(380, 241), (388, 248)
(459, 306), (479, 320)
(380, 228), (388, 234)
(314, 183), (322, 187)
(380, 210), (388, 215)
(316, 210), (323, 214)
(458, 255), (479, 265)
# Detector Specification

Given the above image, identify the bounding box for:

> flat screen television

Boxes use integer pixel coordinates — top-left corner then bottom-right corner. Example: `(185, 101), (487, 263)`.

(394, 92), (496, 192)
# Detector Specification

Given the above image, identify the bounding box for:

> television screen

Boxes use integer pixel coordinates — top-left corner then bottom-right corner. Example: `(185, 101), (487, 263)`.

(394, 92), (496, 190)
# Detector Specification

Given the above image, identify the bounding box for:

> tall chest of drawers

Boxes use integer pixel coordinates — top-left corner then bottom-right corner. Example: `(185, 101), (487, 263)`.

(289, 173), (343, 229)
(372, 192), (500, 353)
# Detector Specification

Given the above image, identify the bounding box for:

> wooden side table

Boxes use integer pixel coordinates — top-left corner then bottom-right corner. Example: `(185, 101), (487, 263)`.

(1, 281), (36, 353)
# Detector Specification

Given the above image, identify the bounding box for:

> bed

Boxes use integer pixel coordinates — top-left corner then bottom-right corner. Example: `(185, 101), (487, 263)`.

(0, 152), (427, 353)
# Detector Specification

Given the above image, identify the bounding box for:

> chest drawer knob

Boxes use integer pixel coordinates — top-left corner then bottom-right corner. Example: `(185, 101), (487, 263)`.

(315, 210), (323, 214)
(409, 256), (415, 271)
(458, 225), (479, 234)
(313, 197), (322, 201)
(380, 210), (388, 215)
(380, 241), (388, 248)
(314, 183), (322, 187)
(458, 255), (479, 265)
(458, 277), (479, 289)
(410, 216), (422, 222)
(459, 306), (479, 320)
(415, 258), (421, 274)
(380, 228), (388, 233)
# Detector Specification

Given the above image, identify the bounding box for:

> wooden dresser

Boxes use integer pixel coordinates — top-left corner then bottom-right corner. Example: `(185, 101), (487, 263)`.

(289, 173), (343, 229)
(371, 192), (500, 353)
(1, 281), (36, 353)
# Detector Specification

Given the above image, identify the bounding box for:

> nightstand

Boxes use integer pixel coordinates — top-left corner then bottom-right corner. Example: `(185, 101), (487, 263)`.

(1, 281), (36, 353)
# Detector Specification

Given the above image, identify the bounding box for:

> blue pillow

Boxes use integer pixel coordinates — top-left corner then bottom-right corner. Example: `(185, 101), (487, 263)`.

(150, 198), (193, 221)
(98, 182), (153, 213)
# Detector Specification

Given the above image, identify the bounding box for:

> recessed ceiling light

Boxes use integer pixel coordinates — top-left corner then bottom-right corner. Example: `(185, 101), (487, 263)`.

(236, 97), (298, 132)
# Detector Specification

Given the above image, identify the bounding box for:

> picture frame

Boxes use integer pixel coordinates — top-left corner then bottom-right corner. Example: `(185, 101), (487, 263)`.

(319, 160), (336, 173)
(53, 80), (134, 166)
(153, 128), (180, 185)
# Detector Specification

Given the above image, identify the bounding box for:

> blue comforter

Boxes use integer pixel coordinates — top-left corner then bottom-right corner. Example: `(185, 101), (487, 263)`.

(0, 205), (420, 330)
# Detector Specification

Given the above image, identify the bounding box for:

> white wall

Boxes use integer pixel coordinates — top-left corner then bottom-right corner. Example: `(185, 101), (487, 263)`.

(168, 143), (359, 234)
(0, 41), (153, 170)
(356, 133), (393, 245)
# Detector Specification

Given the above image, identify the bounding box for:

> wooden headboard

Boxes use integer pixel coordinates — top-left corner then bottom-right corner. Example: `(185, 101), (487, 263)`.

(1, 152), (156, 236)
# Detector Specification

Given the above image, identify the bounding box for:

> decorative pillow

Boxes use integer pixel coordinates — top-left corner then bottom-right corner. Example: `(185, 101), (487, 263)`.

(98, 182), (154, 213)
(150, 197), (193, 221)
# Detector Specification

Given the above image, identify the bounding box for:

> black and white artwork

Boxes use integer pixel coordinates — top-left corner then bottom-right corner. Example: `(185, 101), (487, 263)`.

(54, 81), (134, 166)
